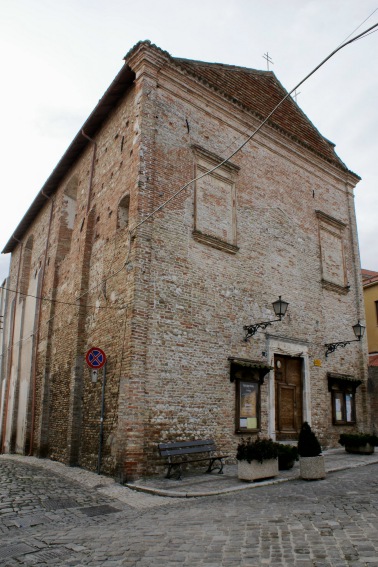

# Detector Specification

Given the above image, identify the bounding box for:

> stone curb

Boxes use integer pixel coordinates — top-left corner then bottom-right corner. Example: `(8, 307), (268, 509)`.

(3, 452), (378, 501)
(125, 476), (291, 498)
(125, 457), (378, 498)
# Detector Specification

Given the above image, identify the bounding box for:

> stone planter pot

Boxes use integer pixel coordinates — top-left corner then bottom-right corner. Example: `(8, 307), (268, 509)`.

(238, 459), (279, 481)
(345, 443), (374, 455)
(299, 455), (325, 480)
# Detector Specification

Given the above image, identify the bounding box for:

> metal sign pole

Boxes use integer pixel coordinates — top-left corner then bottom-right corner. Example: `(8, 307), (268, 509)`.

(97, 362), (107, 475)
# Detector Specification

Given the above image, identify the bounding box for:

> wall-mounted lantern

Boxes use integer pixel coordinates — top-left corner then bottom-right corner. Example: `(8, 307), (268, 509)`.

(243, 296), (289, 341)
(324, 321), (365, 357)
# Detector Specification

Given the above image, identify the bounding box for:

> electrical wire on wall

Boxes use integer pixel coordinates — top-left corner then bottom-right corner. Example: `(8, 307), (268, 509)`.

(1, 17), (377, 458)
(0, 284), (125, 309)
(5, 20), (377, 341)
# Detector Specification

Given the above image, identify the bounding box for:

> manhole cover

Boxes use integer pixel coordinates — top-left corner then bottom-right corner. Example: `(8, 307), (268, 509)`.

(79, 504), (121, 517)
(24, 547), (71, 564)
(43, 497), (79, 511)
(0, 543), (36, 560)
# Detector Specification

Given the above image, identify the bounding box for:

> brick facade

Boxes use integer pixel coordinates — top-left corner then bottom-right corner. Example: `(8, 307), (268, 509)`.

(0, 42), (370, 481)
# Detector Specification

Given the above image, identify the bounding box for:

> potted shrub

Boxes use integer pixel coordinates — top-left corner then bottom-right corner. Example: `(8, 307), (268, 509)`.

(276, 443), (298, 470)
(297, 422), (325, 480)
(339, 433), (378, 455)
(236, 437), (279, 481)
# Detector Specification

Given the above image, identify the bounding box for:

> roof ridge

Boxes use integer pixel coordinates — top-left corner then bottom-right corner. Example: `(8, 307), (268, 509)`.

(172, 56), (352, 174)
(174, 57), (272, 76)
(2, 40), (361, 254)
(123, 39), (171, 62)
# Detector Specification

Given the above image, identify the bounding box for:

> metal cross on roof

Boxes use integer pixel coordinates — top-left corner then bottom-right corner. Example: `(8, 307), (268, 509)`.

(262, 52), (274, 70)
(292, 89), (301, 102)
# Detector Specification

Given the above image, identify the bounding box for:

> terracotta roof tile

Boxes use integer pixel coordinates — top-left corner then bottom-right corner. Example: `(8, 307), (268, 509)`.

(173, 57), (353, 173)
(362, 269), (378, 285)
(2, 41), (361, 255)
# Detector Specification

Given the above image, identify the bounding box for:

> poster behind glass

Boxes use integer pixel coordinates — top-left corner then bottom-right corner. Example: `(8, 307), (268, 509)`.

(240, 381), (258, 429)
(345, 393), (353, 422)
(335, 393), (343, 422)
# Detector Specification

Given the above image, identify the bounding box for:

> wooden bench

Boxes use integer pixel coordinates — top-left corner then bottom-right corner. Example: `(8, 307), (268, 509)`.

(158, 439), (228, 480)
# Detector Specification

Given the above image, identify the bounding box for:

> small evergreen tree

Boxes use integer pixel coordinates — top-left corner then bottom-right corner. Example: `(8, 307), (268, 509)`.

(297, 422), (322, 457)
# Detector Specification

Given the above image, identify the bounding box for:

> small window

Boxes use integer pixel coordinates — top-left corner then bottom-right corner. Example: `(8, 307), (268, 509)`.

(331, 388), (356, 425)
(328, 373), (361, 426)
(19, 236), (33, 302)
(316, 211), (348, 294)
(375, 300), (378, 325)
(192, 145), (239, 254)
(117, 194), (130, 229)
(58, 175), (78, 260)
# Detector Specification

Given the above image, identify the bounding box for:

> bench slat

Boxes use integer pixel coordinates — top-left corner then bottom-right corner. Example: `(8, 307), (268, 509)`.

(158, 439), (215, 450)
(159, 445), (215, 457)
(158, 438), (227, 480)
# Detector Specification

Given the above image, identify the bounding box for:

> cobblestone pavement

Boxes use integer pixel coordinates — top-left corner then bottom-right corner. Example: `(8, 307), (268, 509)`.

(1, 456), (378, 566)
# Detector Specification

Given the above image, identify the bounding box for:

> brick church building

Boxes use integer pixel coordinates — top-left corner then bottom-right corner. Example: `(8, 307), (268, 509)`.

(0, 41), (370, 480)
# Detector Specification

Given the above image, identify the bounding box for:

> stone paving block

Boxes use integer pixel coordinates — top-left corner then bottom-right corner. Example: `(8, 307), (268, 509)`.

(1, 455), (378, 566)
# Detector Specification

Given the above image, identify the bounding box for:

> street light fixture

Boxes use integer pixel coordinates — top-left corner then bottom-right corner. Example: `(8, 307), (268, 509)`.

(324, 321), (365, 357)
(243, 296), (289, 341)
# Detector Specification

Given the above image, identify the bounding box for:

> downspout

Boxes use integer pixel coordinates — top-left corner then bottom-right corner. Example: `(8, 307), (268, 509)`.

(345, 173), (369, 429)
(345, 175), (362, 316)
(28, 191), (54, 455)
(81, 130), (97, 214)
(1, 236), (23, 453)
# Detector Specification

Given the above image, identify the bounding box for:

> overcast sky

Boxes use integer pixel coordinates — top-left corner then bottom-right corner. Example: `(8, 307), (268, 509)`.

(1, 0), (377, 282)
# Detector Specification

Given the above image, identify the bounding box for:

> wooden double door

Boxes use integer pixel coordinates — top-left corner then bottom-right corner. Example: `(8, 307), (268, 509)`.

(274, 355), (303, 441)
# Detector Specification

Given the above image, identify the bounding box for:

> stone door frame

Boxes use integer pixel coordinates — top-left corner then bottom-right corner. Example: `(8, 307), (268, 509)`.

(266, 335), (311, 440)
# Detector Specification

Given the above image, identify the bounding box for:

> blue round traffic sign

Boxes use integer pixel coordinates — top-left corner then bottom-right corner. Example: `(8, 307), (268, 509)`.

(86, 347), (106, 369)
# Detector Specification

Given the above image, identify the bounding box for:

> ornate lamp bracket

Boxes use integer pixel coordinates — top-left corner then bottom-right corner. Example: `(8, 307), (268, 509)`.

(243, 296), (289, 342)
(243, 320), (278, 341)
(324, 321), (365, 357)
(325, 340), (356, 358)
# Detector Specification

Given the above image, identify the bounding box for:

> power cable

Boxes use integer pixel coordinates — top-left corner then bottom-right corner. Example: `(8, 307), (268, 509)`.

(130, 21), (378, 235)
(9, 20), (378, 335)
(336, 7), (378, 47)
(0, 284), (125, 310)
(352, 28), (378, 41)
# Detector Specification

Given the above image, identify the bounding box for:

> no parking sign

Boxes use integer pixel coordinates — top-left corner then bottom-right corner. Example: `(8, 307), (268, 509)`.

(85, 347), (106, 369)
(85, 347), (107, 475)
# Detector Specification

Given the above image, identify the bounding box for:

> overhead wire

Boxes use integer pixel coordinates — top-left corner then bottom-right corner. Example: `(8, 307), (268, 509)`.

(4, 20), (377, 338)
(37, 233), (131, 338)
(0, 12), (376, 462)
(0, 283), (126, 309)
(130, 21), (378, 235)
(336, 7), (378, 47)
(0, 333), (34, 353)
(352, 28), (378, 41)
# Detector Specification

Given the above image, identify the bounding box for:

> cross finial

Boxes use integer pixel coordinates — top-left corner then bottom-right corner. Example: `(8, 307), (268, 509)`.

(292, 89), (301, 102)
(262, 52), (274, 71)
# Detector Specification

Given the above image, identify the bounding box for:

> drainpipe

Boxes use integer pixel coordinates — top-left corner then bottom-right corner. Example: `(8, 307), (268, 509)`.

(1, 237), (23, 453)
(345, 174), (369, 429)
(81, 130), (97, 213)
(28, 191), (54, 455)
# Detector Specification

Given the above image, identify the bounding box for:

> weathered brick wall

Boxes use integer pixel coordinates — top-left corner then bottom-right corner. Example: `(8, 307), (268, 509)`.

(37, 84), (141, 474)
(1, 81), (141, 475)
(1, 201), (58, 453)
(2, 43), (369, 480)
(125, 48), (368, 475)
